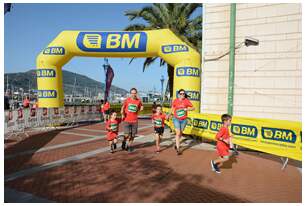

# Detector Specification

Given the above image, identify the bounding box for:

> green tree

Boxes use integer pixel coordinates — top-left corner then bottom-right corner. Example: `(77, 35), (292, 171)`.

(124, 3), (202, 98)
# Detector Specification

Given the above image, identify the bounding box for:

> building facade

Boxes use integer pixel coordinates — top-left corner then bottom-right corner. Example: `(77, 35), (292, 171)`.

(201, 3), (302, 121)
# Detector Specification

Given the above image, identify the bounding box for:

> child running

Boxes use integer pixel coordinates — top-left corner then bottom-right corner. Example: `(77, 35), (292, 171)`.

(151, 105), (168, 153)
(105, 110), (122, 153)
(210, 114), (233, 173)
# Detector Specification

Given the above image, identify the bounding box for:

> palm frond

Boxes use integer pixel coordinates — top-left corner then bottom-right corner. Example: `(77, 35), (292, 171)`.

(182, 3), (202, 19)
(124, 23), (147, 31)
(124, 10), (140, 21)
(143, 57), (158, 72)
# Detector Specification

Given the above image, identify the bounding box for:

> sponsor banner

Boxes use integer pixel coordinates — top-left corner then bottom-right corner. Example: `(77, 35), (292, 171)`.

(176, 67), (200, 77)
(43, 47), (65, 55)
(164, 108), (302, 161)
(36, 69), (56, 78)
(161, 44), (189, 54)
(77, 32), (147, 52)
(38, 90), (57, 98)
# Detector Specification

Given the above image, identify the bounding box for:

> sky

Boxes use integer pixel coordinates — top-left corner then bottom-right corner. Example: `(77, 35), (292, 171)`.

(4, 3), (202, 92)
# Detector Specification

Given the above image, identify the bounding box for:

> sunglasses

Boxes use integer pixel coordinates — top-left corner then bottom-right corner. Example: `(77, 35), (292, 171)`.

(179, 93), (185, 95)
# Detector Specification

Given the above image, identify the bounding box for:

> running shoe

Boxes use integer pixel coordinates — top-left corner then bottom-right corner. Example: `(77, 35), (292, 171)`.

(210, 160), (216, 171)
(212, 162), (221, 173)
(215, 167), (221, 174)
(231, 148), (239, 156)
(176, 148), (181, 155)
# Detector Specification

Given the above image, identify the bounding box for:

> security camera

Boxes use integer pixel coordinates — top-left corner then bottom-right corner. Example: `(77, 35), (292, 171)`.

(244, 37), (259, 47)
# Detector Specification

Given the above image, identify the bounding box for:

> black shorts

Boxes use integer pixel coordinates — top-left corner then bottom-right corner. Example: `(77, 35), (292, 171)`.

(123, 122), (138, 138)
(154, 127), (164, 135)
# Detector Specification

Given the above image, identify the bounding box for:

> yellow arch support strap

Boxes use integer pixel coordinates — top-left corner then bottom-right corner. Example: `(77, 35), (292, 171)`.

(36, 29), (201, 111)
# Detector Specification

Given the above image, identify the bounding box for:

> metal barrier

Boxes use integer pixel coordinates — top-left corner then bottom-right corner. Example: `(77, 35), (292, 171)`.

(4, 105), (102, 140)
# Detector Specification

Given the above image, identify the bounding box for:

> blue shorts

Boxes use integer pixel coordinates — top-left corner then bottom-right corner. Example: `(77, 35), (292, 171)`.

(173, 118), (187, 131)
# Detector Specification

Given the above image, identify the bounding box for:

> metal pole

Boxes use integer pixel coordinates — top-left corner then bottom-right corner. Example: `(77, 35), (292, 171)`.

(227, 3), (236, 115)
(161, 75), (164, 105)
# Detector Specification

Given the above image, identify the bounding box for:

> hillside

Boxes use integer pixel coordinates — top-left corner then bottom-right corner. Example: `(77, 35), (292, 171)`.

(4, 69), (128, 96)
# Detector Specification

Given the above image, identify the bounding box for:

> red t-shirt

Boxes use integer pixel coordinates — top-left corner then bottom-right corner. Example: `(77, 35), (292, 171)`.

(172, 98), (193, 120)
(105, 118), (121, 141)
(216, 126), (230, 156)
(152, 113), (166, 128)
(104, 102), (110, 111)
(23, 99), (30, 108)
(123, 97), (143, 123)
(100, 104), (104, 113)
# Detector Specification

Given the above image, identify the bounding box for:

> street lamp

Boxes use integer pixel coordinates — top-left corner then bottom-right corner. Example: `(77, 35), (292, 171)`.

(160, 75), (165, 105)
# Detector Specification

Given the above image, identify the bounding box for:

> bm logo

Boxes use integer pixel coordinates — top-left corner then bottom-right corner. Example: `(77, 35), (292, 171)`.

(176, 67), (200, 77)
(43, 47), (65, 55)
(261, 127), (296, 143)
(193, 118), (209, 129)
(231, 124), (257, 138)
(38, 90), (57, 98)
(37, 69), (56, 78)
(162, 44), (189, 54)
(210, 121), (223, 132)
(176, 90), (200, 101)
(77, 32), (147, 52)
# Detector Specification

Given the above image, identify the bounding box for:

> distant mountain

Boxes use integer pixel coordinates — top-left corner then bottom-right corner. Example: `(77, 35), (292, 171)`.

(4, 69), (128, 96)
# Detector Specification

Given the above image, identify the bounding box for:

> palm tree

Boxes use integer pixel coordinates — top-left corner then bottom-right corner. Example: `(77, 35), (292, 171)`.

(124, 3), (202, 98)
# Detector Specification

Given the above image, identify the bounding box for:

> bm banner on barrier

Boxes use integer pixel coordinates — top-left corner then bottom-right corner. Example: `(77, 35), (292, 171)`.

(164, 108), (302, 161)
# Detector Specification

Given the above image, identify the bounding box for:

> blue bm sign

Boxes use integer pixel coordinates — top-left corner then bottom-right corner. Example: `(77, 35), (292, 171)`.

(43, 47), (65, 55)
(77, 32), (147, 52)
(161, 44), (189, 54)
(38, 90), (57, 98)
(37, 69), (56, 78)
(176, 67), (200, 77)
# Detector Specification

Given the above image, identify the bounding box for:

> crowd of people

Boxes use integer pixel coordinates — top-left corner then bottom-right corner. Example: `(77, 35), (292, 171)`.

(4, 95), (38, 111)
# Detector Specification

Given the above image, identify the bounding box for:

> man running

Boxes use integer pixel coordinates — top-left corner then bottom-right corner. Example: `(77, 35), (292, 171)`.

(121, 88), (144, 152)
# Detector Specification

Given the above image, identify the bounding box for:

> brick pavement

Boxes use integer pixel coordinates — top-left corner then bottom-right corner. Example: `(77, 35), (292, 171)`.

(4, 120), (302, 203)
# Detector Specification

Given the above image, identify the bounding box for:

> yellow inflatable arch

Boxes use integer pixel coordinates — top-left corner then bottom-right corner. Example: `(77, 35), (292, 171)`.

(36, 29), (201, 112)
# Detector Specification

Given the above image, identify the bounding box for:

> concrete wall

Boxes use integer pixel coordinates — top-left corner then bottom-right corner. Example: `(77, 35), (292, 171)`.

(201, 3), (301, 121)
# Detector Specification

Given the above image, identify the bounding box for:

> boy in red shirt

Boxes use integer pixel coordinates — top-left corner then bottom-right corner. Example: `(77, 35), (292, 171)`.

(121, 88), (143, 152)
(152, 105), (168, 153)
(210, 114), (233, 173)
(105, 110), (122, 153)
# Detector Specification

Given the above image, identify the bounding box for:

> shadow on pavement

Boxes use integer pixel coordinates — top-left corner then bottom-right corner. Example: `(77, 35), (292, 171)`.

(5, 146), (249, 203)
(4, 127), (81, 175)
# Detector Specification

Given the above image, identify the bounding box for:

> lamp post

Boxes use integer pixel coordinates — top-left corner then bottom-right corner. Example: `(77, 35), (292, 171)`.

(160, 75), (165, 105)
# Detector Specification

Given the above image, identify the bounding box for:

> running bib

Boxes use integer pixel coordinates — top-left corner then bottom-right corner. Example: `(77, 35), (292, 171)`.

(128, 104), (138, 112)
(110, 123), (118, 131)
(176, 109), (186, 118)
(154, 119), (162, 127)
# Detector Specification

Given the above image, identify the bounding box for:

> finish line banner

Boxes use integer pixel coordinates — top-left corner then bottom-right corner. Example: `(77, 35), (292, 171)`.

(163, 108), (302, 161)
